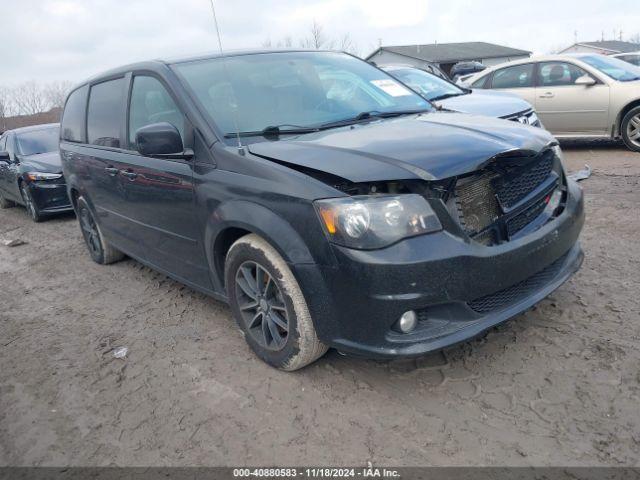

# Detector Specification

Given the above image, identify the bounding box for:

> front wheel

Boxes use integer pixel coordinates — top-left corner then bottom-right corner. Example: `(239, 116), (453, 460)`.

(20, 183), (42, 222)
(225, 234), (328, 371)
(76, 196), (125, 264)
(621, 106), (640, 152)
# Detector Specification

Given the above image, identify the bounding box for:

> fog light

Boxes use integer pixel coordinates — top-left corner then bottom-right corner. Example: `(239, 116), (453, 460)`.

(397, 310), (418, 333)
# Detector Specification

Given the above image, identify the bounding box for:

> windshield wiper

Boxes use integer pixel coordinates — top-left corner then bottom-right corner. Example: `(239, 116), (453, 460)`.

(317, 109), (431, 129)
(224, 124), (320, 138)
(429, 92), (466, 102)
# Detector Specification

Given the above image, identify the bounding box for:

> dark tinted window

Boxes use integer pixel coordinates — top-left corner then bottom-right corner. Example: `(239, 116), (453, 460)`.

(61, 86), (87, 142)
(17, 127), (59, 155)
(620, 55), (640, 66)
(129, 76), (183, 144)
(491, 64), (535, 89)
(87, 78), (124, 147)
(538, 62), (591, 87)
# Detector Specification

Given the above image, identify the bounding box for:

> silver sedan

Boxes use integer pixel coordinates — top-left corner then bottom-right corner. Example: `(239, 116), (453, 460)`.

(460, 54), (640, 151)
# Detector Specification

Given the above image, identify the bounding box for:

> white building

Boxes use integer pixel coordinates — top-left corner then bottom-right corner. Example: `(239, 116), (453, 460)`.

(558, 40), (640, 55)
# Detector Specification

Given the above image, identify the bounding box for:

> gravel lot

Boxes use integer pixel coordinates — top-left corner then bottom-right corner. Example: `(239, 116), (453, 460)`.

(1, 140), (639, 467)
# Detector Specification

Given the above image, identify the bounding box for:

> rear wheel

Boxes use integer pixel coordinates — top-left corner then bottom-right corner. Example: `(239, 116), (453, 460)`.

(621, 106), (640, 152)
(0, 192), (15, 209)
(76, 196), (124, 264)
(20, 183), (42, 222)
(225, 234), (328, 371)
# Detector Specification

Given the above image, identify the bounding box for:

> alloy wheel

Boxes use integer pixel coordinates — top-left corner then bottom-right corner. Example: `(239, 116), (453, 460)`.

(79, 207), (102, 258)
(627, 114), (640, 148)
(234, 261), (289, 351)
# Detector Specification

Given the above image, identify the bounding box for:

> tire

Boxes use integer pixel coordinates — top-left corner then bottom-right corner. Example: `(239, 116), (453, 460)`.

(76, 196), (125, 265)
(0, 192), (15, 209)
(225, 234), (328, 371)
(20, 183), (42, 222)
(621, 106), (640, 152)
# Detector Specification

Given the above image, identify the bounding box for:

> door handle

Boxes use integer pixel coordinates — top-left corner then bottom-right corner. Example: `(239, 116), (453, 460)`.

(121, 170), (138, 180)
(539, 92), (555, 98)
(104, 166), (119, 176)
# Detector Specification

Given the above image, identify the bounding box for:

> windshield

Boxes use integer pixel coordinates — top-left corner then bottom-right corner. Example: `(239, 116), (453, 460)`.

(173, 52), (432, 135)
(580, 55), (640, 81)
(16, 127), (59, 156)
(387, 68), (464, 100)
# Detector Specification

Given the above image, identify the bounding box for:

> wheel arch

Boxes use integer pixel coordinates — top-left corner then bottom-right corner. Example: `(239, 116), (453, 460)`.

(205, 200), (317, 293)
(616, 99), (640, 136)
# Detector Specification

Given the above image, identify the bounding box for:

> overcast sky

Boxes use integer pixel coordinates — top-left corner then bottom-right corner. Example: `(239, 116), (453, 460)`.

(1, 0), (639, 85)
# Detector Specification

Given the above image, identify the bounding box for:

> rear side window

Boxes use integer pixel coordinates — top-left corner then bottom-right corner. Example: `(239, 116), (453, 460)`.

(87, 78), (125, 148)
(471, 75), (489, 88)
(491, 64), (535, 89)
(61, 86), (88, 142)
(129, 76), (184, 145)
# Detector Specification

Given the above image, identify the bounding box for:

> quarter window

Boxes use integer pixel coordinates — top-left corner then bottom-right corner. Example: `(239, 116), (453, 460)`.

(87, 79), (125, 148)
(128, 76), (184, 145)
(538, 62), (592, 87)
(471, 75), (489, 88)
(491, 64), (535, 89)
(61, 86), (88, 143)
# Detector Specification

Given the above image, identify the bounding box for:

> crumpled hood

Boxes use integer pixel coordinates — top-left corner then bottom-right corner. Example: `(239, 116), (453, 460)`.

(248, 112), (556, 182)
(437, 89), (533, 119)
(20, 151), (62, 173)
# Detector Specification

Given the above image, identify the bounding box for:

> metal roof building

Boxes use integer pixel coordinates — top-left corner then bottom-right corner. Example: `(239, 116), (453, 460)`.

(365, 42), (532, 75)
(559, 40), (640, 55)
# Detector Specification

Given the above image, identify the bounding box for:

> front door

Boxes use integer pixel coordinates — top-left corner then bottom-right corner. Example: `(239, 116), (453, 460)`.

(119, 74), (211, 289)
(535, 61), (610, 135)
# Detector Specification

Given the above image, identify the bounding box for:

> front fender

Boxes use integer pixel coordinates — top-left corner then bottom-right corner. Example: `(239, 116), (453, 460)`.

(205, 199), (318, 290)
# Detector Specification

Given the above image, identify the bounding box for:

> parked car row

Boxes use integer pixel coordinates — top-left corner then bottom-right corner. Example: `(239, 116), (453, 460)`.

(457, 54), (640, 151)
(44, 49), (584, 370)
(0, 123), (73, 221)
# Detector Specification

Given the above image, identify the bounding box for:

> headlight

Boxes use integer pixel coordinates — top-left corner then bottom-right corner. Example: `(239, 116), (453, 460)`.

(315, 194), (442, 249)
(26, 172), (63, 181)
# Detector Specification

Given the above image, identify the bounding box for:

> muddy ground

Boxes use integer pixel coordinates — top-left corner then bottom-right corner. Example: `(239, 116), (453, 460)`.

(1, 140), (639, 467)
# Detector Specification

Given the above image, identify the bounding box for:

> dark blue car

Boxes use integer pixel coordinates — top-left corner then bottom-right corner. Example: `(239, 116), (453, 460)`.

(0, 123), (73, 222)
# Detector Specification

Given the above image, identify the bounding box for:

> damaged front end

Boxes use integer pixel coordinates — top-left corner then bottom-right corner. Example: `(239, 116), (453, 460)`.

(267, 144), (584, 358)
(272, 144), (568, 249)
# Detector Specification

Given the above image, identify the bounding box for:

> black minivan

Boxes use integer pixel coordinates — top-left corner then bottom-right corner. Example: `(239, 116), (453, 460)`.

(60, 50), (584, 370)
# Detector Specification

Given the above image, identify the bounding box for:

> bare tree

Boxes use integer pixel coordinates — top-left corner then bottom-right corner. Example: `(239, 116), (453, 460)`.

(12, 81), (49, 116)
(338, 33), (360, 56)
(43, 80), (73, 109)
(630, 32), (640, 44)
(301, 20), (334, 50)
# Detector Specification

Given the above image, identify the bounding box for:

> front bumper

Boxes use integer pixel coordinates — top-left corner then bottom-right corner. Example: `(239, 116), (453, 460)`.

(295, 179), (585, 359)
(27, 181), (73, 213)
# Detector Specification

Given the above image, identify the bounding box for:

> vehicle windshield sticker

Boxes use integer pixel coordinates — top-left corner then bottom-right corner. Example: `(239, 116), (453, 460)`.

(370, 79), (413, 97)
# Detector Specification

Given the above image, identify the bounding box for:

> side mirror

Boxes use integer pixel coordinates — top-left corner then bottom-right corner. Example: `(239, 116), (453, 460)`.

(0, 151), (10, 163)
(575, 75), (596, 86)
(135, 122), (191, 159)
